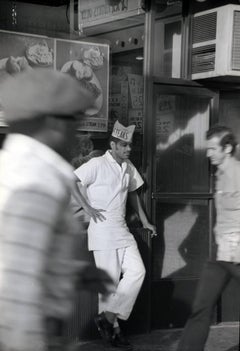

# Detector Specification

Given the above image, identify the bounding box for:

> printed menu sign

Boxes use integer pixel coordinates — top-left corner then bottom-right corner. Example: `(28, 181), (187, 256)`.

(156, 95), (175, 141)
(128, 74), (143, 109)
(129, 109), (143, 132)
(128, 74), (143, 132)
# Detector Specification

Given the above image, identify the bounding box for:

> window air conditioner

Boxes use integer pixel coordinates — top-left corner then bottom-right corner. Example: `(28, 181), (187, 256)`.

(191, 4), (240, 81)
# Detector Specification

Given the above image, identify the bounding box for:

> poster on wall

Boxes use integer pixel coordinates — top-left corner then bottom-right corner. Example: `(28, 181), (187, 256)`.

(0, 30), (54, 125)
(128, 73), (143, 132)
(0, 31), (109, 132)
(155, 94), (175, 146)
(0, 30), (54, 78)
(56, 39), (109, 132)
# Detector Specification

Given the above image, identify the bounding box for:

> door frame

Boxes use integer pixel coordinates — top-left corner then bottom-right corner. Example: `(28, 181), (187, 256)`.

(142, 78), (219, 329)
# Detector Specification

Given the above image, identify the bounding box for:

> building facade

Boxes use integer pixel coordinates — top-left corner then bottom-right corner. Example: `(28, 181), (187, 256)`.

(0, 0), (240, 341)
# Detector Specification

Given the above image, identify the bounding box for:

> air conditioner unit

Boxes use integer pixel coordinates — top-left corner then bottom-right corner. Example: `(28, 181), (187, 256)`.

(191, 4), (240, 81)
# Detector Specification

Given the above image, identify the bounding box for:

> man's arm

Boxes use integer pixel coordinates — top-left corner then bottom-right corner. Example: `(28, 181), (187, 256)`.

(128, 190), (157, 237)
(72, 174), (106, 223)
(0, 187), (69, 351)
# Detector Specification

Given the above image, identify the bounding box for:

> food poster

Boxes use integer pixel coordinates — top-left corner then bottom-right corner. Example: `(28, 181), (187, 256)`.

(0, 30), (54, 125)
(56, 39), (109, 132)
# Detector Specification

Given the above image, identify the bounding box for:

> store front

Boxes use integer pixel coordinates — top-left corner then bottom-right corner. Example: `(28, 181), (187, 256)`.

(0, 0), (240, 341)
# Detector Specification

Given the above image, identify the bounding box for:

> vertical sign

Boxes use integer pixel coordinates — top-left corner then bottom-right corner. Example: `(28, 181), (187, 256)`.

(128, 73), (143, 132)
(156, 95), (175, 144)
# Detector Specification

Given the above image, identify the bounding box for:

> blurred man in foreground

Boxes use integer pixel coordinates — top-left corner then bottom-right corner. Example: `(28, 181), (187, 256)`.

(0, 69), (112, 351)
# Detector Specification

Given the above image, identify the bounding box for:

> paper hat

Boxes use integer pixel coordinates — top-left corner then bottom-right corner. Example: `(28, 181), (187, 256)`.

(111, 120), (135, 142)
(0, 68), (94, 123)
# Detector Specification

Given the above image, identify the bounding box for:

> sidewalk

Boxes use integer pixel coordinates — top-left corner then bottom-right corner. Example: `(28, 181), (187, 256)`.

(74, 322), (239, 351)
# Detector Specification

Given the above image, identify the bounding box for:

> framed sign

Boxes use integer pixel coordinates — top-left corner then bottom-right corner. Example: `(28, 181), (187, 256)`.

(0, 30), (110, 132)
(56, 39), (109, 132)
(0, 30), (54, 128)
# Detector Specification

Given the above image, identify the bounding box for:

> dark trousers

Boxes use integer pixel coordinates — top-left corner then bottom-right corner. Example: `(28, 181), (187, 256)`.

(177, 260), (240, 351)
(46, 317), (66, 351)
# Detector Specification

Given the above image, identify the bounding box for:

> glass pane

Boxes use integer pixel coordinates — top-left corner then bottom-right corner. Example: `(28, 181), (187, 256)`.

(154, 91), (210, 193)
(153, 18), (182, 78)
(152, 199), (209, 280)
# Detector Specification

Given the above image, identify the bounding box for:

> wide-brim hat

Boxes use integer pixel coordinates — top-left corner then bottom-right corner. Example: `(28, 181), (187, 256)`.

(0, 68), (95, 123)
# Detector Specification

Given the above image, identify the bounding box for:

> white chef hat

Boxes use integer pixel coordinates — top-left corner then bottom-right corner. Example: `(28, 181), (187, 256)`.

(111, 120), (135, 143)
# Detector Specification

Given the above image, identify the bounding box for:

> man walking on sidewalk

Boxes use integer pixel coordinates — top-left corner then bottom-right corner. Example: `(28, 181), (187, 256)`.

(177, 125), (240, 351)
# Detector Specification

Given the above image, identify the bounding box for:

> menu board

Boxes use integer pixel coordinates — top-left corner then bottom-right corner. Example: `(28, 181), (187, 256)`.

(0, 30), (109, 132)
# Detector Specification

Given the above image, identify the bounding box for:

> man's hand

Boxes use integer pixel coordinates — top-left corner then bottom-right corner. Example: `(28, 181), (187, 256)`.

(77, 264), (114, 295)
(143, 223), (158, 238)
(82, 204), (106, 223)
(72, 180), (106, 223)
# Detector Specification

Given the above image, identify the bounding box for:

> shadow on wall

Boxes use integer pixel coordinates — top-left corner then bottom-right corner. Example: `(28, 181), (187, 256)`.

(151, 132), (210, 329)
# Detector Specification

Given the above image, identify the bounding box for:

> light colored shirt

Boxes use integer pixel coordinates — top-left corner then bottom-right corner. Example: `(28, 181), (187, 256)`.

(74, 150), (144, 250)
(0, 134), (81, 351)
(214, 156), (240, 263)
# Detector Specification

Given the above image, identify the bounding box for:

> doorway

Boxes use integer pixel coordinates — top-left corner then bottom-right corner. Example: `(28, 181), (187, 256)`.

(149, 80), (218, 329)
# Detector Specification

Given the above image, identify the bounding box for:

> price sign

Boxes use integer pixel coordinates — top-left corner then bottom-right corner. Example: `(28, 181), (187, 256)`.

(128, 74), (143, 109)
(156, 95), (175, 140)
(129, 109), (143, 132)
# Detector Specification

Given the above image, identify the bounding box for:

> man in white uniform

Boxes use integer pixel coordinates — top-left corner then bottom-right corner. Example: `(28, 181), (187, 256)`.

(74, 120), (157, 349)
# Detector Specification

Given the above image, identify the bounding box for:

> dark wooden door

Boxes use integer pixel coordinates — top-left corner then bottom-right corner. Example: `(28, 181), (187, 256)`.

(150, 81), (217, 329)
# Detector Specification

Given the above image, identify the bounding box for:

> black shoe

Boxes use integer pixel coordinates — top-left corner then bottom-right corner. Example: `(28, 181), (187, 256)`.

(94, 312), (114, 343)
(111, 332), (133, 350)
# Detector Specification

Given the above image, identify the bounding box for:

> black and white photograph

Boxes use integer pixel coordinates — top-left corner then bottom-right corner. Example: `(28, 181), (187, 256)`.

(0, 1), (240, 351)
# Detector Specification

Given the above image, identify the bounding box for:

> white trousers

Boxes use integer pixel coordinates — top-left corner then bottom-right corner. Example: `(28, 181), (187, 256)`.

(93, 244), (146, 324)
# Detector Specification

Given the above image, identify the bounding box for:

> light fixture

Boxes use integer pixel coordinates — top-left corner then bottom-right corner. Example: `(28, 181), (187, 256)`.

(136, 56), (144, 61)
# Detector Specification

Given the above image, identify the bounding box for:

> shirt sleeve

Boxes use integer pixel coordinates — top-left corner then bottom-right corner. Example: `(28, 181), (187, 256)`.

(74, 158), (98, 187)
(127, 160), (144, 192)
(0, 186), (69, 351)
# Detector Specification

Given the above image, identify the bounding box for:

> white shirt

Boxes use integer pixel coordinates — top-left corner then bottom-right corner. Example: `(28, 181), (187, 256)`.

(215, 157), (240, 263)
(74, 150), (144, 250)
(0, 134), (81, 351)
